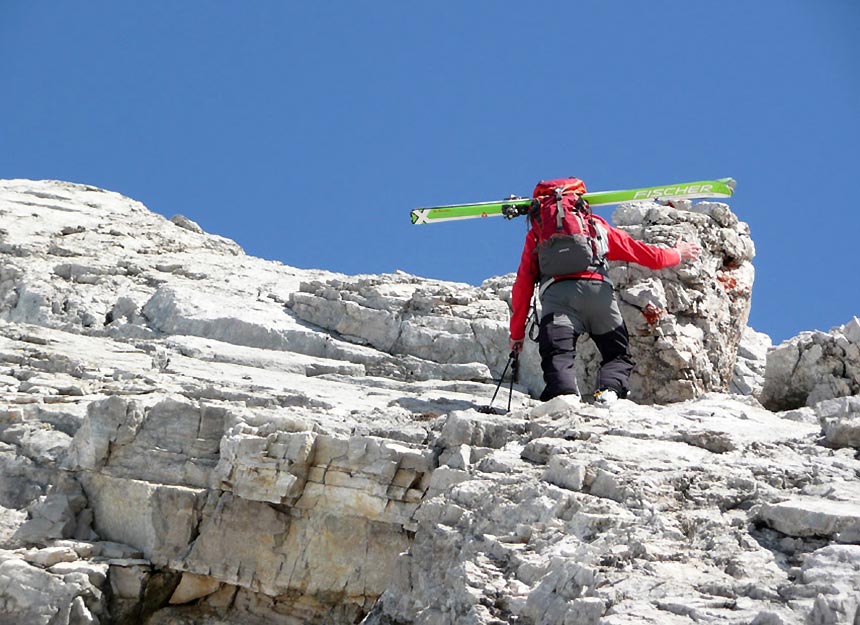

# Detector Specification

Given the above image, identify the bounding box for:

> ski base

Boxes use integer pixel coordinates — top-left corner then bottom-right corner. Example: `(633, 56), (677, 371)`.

(411, 177), (736, 225)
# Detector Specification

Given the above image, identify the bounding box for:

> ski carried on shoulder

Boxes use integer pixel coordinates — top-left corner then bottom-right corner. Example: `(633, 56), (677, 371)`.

(410, 177), (736, 225)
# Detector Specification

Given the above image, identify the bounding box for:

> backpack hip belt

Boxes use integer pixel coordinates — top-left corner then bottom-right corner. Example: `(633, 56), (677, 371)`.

(538, 272), (613, 299)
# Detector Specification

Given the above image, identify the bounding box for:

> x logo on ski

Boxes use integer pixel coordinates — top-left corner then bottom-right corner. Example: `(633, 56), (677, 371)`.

(411, 209), (432, 225)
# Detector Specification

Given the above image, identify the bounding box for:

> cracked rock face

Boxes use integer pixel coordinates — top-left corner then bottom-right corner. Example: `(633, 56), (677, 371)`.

(590, 200), (757, 403)
(1, 179), (859, 625)
(760, 317), (860, 411)
(366, 397), (860, 625)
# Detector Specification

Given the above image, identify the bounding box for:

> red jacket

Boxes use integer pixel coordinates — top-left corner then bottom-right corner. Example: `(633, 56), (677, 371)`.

(509, 213), (682, 341)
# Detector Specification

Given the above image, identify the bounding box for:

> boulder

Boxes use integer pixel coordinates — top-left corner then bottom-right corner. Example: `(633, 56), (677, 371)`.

(760, 317), (860, 410)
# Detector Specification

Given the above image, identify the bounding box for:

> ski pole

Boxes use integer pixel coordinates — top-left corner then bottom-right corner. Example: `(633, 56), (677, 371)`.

(507, 351), (519, 413)
(483, 351), (517, 414)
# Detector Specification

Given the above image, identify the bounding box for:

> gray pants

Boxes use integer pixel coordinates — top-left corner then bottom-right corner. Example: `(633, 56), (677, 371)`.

(538, 280), (634, 401)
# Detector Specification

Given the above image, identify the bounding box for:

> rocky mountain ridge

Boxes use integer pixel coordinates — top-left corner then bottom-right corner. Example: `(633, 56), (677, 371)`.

(1, 179), (859, 625)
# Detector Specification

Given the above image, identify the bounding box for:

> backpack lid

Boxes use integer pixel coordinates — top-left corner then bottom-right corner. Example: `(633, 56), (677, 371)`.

(532, 177), (587, 199)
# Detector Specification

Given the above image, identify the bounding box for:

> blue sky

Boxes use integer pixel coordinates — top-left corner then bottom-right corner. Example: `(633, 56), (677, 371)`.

(2, 2), (858, 344)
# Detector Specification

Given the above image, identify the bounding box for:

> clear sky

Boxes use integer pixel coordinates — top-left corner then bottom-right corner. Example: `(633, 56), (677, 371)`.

(2, 2), (858, 344)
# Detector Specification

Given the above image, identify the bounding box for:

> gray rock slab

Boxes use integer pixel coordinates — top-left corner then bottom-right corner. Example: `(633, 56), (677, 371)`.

(757, 497), (860, 538)
(81, 473), (206, 565)
(0, 555), (105, 625)
(761, 319), (860, 410)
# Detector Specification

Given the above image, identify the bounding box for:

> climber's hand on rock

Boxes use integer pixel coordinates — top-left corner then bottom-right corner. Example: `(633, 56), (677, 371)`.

(675, 236), (702, 261)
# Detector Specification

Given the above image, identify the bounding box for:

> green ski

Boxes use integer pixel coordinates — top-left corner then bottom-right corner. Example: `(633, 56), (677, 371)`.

(410, 177), (736, 225)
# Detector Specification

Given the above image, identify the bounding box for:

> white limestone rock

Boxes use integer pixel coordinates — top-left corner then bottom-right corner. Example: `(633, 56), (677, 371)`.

(437, 409), (525, 450)
(574, 200), (755, 402)
(3, 179), (859, 625)
(731, 325), (772, 396)
(13, 476), (92, 545)
(80, 472), (207, 566)
(782, 545), (860, 624)
(288, 272), (510, 381)
(367, 395), (858, 625)
(170, 214), (205, 234)
(541, 454), (587, 491)
(0, 553), (106, 625)
(815, 395), (860, 450)
(0, 505), (27, 547)
(760, 317), (860, 410)
(49, 560), (109, 587)
(757, 497), (860, 538)
(65, 394), (229, 489)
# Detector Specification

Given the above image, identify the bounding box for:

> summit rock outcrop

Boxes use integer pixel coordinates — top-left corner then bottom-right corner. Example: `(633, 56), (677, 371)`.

(1, 180), (858, 625)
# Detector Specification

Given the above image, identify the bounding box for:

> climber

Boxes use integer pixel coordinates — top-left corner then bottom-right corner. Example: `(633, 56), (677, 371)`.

(509, 177), (701, 403)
